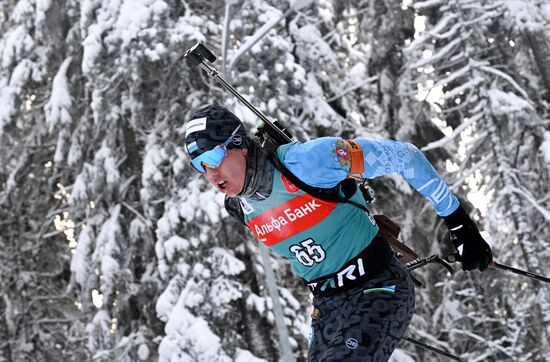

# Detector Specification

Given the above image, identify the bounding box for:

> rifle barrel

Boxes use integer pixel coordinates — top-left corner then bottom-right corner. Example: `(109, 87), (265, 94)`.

(197, 61), (292, 144)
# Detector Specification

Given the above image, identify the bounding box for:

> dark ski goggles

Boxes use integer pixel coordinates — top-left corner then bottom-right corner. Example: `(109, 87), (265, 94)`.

(189, 125), (242, 173)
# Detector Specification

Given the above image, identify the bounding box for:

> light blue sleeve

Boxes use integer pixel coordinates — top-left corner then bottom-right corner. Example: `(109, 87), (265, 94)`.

(281, 137), (459, 216)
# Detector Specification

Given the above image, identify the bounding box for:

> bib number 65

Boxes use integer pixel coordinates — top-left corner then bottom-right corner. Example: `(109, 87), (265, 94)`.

(289, 238), (326, 267)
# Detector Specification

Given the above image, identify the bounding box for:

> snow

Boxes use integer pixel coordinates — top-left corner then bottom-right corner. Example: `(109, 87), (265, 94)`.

(93, 204), (122, 293)
(35, 0), (52, 27)
(540, 131), (550, 165)
(10, 0), (34, 23)
(389, 348), (416, 362)
(100, 254), (120, 280)
(89, 310), (111, 332)
(209, 278), (242, 306)
(293, 24), (336, 65)
(142, 141), (168, 188)
(110, 0), (161, 48)
(227, 4), (283, 71)
(70, 228), (93, 287)
(164, 235), (190, 261)
(1, 25), (34, 68)
(208, 247), (246, 276)
(192, 263), (210, 280)
(303, 74), (339, 127)
(144, 42), (167, 61)
(246, 293), (267, 315)
(3, 1), (549, 360)
(348, 62), (366, 80)
(44, 57), (73, 132)
(503, 1), (544, 32)
(156, 276), (182, 322)
(159, 285), (231, 362)
(95, 143), (121, 185)
(487, 89), (532, 116)
(82, 25), (103, 75)
(279, 288), (301, 310)
(234, 349), (268, 362)
(0, 59), (32, 134)
(169, 15), (206, 45)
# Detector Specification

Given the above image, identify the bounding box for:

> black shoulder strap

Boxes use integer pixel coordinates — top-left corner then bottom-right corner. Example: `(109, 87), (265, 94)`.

(224, 196), (247, 226)
(267, 151), (370, 213)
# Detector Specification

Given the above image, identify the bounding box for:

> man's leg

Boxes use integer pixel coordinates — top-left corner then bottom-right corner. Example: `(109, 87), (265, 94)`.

(308, 258), (414, 362)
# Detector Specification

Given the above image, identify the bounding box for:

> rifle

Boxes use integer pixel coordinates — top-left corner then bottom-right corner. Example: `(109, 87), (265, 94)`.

(185, 42), (293, 151)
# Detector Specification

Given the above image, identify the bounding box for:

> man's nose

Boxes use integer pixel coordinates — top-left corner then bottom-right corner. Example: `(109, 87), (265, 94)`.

(203, 165), (219, 179)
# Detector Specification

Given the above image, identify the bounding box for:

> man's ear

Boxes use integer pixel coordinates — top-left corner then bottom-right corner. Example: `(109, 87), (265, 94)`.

(241, 148), (248, 157)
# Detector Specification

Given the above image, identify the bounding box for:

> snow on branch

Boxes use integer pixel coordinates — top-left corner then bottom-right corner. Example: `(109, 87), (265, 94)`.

(208, 247), (245, 276)
(451, 153), (493, 191)
(1, 25), (34, 68)
(487, 89), (533, 117)
(440, 77), (483, 101)
(433, 63), (471, 89)
(406, 13), (458, 50)
(508, 186), (550, 222)
(413, 0), (446, 10)
(0, 59), (32, 134)
(421, 112), (484, 152)
(44, 57), (73, 133)
(409, 34), (467, 69)
(479, 64), (529, 100)
(541, 131), (550, 165)
(326, 75), (378, 102)
(227, 6), (285, 73)
(453, 329), (515, 357)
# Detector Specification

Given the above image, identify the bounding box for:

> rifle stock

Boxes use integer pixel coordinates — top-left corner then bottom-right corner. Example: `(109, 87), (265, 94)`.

(374, 215), (418, 264)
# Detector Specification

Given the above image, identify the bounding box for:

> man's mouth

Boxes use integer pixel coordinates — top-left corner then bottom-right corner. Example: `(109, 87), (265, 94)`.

(218, 180), (228, 190)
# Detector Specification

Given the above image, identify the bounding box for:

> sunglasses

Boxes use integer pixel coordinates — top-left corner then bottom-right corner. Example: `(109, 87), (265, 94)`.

(189, 125), (242, 173)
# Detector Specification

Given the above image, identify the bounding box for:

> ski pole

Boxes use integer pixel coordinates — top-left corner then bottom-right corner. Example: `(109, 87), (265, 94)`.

(402, 336), (470, 362)
(446, 253), (550, 284)
(490, 261), (550, 284)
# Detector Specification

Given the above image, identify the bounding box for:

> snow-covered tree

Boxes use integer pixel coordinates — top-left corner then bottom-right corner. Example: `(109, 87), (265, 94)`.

(2, 0), (549, 361)
(402, 0), (550, 360)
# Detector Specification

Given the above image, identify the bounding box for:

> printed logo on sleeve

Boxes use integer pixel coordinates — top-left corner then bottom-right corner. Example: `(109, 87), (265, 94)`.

(332, 139), (351, 167)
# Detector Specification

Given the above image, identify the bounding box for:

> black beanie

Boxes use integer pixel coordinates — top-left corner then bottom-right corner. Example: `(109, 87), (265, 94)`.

(184, 104), (249, 157)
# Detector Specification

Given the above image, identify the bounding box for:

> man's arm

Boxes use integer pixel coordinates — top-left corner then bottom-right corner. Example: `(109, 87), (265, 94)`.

(282, 136), (492, 271)
(281, 137), (459, 216)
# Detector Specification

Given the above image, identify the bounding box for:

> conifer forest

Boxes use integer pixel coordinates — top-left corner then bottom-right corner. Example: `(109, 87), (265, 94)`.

(1, 0), (549, 361)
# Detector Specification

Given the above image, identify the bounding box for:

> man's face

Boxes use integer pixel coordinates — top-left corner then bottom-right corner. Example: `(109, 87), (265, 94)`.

(202, 148), (248, 197)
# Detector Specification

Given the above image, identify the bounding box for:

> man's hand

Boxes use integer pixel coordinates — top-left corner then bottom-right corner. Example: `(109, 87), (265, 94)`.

(443, 205), (493, 271)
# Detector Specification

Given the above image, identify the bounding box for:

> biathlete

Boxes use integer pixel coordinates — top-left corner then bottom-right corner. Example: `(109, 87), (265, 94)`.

(184, 104), (492, 361)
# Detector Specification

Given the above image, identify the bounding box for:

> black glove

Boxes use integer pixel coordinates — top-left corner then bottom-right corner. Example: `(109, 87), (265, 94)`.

(443, 205), (493, 271)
